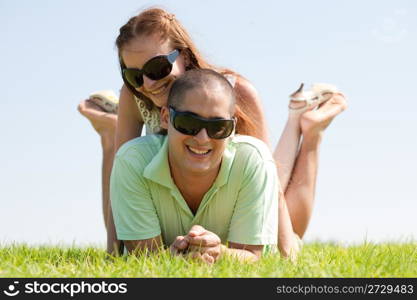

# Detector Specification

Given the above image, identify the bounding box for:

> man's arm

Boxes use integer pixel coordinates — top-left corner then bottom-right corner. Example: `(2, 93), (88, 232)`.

(223, 242), (263, 262)
(227, 150), (279, 252)
(110, 143), (161, 248)
(171, 225), (263, 263)
(123, 235), (163, 255)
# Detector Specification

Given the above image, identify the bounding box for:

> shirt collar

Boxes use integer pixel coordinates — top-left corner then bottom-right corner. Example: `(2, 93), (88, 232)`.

(143, 136), (174, 189)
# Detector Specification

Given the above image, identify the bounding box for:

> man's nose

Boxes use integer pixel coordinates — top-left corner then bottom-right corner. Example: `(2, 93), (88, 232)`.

(193, 128), (211, 143)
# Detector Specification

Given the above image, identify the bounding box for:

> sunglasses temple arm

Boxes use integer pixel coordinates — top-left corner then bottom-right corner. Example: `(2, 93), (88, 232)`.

(168, 49), (180, 64)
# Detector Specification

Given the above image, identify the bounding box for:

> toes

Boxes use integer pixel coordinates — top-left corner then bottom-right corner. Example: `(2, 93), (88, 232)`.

(77, 100), (94, 117)
(78, 100), (107, 118)
(77, 100), (87, 114)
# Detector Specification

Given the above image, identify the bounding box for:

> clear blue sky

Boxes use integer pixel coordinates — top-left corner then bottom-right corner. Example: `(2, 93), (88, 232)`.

(1, 0), (416, 247)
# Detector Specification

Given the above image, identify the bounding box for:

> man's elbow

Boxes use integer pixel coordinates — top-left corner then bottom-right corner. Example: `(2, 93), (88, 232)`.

(124, 237), (162, 255)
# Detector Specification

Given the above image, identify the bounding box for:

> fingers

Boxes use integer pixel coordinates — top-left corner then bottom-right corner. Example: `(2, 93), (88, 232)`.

(185, 233), (221, 248)
(170, 236), (188, 255)
(171, 227), (222, 264)
(202, 253), (215, 264)
(187, 251), (215, 264)
(176, 236), (189, 250)
(187, 225), (207, 237)
(171, 226), (222, 264)
(188, 251), (202, 260)
(184, 225), (213, 246)
(188, 245), (220, 257)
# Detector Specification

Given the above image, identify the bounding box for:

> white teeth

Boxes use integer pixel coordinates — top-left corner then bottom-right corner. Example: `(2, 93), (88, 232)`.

(188, 146), (210, 155)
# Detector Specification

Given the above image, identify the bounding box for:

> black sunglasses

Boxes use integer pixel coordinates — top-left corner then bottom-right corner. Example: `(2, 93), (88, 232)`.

(169, 106), (235, 139)
(120, 49), (180, 89)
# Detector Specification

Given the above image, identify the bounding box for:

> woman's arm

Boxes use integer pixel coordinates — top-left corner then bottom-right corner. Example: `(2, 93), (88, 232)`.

(115, 84), (144, 151)
(234, 75), (270, 146)
(107, 84), (144, 254)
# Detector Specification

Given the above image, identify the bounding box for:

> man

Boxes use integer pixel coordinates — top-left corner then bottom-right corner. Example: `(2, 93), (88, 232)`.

(110, 69), (297, 263)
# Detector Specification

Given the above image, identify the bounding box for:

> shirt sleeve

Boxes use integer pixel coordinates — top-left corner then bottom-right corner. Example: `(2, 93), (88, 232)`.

(110, 151), (161, 241)
(227, 155), (278, 245)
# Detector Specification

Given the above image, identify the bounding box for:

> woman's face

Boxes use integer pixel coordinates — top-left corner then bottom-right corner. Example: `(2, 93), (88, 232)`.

(121, 34), (187, 107)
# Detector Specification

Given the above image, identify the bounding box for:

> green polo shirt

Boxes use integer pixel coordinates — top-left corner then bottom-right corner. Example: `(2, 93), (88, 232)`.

(110, 134), (278, 247)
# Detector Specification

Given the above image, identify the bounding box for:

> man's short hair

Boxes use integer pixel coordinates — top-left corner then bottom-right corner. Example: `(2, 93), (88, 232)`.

(167, 69), (236, 115)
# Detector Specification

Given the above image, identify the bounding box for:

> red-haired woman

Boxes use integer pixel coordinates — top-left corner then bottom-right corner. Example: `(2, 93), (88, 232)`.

(78, 8), (347, 257)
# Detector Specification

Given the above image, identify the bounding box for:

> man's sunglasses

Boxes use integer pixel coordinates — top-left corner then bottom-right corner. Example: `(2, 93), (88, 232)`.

(120, 49), (180, 88)
(169, 106), (235, 139)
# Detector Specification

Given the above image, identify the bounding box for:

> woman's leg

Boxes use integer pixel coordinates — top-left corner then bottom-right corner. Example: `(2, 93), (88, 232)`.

(273, 113), (302, 192)
(273, 85), (312, 192)
(78, 100), (118, 251)
(278, 188), (301, 260)
(275, 93), (347, 238)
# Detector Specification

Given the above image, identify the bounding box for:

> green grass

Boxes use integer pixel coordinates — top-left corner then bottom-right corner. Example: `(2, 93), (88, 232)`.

(0, 242), (416, 277)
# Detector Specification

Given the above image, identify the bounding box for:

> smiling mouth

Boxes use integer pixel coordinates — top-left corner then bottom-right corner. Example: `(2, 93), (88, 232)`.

(186, 145), (212, 156)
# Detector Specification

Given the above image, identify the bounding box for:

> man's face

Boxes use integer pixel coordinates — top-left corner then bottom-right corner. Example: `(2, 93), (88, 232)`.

(163, 85), (233, 177)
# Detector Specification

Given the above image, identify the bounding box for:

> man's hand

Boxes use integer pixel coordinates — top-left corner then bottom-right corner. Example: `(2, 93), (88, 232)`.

(184, 225), (222, 264)
(169, 225), (222, 264)
(169, 235), (189, 255)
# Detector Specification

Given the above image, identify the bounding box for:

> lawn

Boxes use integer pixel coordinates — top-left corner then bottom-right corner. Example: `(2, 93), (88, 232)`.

(0, 242), (416, 277)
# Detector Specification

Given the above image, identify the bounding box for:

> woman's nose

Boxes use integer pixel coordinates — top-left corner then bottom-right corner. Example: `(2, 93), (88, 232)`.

(142, 75), (158, 90)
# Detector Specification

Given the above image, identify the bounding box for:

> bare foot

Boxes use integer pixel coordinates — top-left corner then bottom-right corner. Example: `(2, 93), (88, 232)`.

(78, 99), (117, 139)
(300, 93), (347, 138)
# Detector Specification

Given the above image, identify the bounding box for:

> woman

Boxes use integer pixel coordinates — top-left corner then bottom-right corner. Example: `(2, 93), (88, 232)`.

(78, 8), (347, 256)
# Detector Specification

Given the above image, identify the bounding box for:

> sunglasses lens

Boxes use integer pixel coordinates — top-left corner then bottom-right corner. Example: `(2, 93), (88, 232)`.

(173, 114), (202, 136)
(207, 120), (234, 139)
(123, 69), (143, 88)
(145, 56), (173, 80)
(171, 108), (234, 139)
(121, 50), (179, 87)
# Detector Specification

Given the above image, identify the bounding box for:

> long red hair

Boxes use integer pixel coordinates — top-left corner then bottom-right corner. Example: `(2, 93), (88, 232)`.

(115, 8), (261, 140)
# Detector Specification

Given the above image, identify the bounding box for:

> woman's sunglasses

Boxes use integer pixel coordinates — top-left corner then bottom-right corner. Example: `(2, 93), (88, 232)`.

(120, 49), (180, 88)
(169, 106), (235, 139)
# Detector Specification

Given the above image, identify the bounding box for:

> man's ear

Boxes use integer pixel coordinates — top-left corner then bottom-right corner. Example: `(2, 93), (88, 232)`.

(160, 106), (169, 130)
